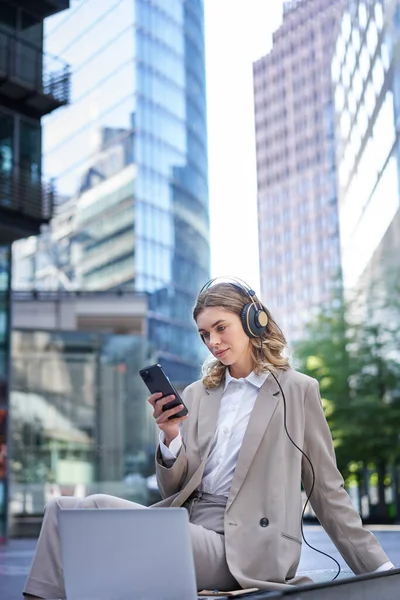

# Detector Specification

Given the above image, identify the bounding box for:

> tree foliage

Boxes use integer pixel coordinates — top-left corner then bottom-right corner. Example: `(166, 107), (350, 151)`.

(294, 273), (400, 520)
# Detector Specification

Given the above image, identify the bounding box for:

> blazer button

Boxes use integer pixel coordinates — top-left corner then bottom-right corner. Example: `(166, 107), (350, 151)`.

(259, 517), (269, 528)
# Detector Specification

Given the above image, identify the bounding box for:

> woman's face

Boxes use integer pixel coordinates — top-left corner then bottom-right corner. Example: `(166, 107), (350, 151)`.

(196, 306), (252, 368)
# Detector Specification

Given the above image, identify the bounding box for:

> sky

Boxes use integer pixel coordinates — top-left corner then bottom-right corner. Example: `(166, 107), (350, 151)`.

(204, 0), (284, 294)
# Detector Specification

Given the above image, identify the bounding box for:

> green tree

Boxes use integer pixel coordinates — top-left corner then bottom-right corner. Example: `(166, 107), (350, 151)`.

(294, 274), (400, 522)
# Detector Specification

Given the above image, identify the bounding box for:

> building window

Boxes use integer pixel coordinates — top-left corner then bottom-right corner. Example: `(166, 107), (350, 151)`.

(19, 120), (41, 183)
(359, 2), (368, 30)
(372, 58), (385, 94)
(366, 21), (378, 57)
(365, 80), (376, 117)
(0, 1), (17, 32)
(20, 10), (42, 51)
(340, 109), (351, 139)
(335, 36), (346, 66)
(353, 69), (363, 104)
(347, 44), (356, 76)
(381, 42), (390, 71)
(335, 84), (345, 111)
(359, 46), (370, 81)
(342, 65), (351, 88)
(342, 11), (352, 43)
(350, 124), (361, 161)
(357, 103), (368, 139)
(375, 2), (384, 30)
(348, 88), (357, 116)
(0, 111), (14, 174)
(352, 26), (361, 55)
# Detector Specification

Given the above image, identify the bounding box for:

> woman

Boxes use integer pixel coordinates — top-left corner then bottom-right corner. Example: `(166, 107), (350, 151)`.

(23, 279), (393, 598)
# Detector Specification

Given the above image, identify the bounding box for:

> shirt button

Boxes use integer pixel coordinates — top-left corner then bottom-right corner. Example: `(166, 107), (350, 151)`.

(260, 518), (269, 528)
(223, 427), (229, 435)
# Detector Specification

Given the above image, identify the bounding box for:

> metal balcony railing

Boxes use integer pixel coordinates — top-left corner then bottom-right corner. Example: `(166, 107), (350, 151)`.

(0, 170), (55, 222)
(0, 28), (70, 115)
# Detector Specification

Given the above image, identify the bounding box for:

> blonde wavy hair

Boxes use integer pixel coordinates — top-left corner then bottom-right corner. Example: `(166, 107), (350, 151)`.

(193, 282), (290, 389)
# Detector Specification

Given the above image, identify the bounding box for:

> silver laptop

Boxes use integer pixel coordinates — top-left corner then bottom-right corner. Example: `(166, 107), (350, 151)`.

(58, 507), (198, 600)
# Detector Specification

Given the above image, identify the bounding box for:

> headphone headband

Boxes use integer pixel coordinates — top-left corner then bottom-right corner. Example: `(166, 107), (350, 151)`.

(197, 276), (268, 339)
(198, 276), (255, 299)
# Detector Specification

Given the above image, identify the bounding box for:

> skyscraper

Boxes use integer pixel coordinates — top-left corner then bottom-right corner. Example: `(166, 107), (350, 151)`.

(333, 0), (400, 294)
(0, 0), (70, 541)
(253, 0), (345, 341)
(13, 0), (210, 385)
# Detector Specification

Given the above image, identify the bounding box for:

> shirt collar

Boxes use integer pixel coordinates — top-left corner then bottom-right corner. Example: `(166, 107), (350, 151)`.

(223, 368), (269, 392)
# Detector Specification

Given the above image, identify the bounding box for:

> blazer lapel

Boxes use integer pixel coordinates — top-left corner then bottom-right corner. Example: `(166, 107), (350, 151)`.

(226, 371), (283, 511)
(197, 385), (223, 460)
(171, 384), (223, 508)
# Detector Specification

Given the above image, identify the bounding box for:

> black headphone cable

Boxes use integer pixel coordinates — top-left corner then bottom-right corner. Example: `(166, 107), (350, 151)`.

(263, 356), (342, 581)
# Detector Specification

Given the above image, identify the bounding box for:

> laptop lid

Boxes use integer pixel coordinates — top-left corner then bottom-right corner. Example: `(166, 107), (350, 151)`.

(58, 507), (198, 600)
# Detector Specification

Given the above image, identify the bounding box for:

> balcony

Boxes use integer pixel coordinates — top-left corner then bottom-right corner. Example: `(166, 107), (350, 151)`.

(0, 170), (55, 243)
(0, 29), (70, 118)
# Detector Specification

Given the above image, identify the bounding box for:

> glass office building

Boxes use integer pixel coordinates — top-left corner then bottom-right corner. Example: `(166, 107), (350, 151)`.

(333, 0), (400, 291)
(0, 0), (70, 540)
(13, 0), (210, 386)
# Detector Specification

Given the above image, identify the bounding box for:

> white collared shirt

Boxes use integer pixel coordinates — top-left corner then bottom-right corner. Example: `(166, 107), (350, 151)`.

(160, 369), (269, 497)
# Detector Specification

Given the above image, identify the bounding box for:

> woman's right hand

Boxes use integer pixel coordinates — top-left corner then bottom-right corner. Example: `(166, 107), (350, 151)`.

(147, 392), (188, 446)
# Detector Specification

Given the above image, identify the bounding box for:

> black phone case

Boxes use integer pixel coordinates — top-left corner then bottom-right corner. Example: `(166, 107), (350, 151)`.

(139, 364), (188, 419)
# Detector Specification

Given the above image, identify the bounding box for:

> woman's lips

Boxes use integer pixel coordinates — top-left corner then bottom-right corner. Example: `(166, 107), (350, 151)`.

(215, 349), (228, 358)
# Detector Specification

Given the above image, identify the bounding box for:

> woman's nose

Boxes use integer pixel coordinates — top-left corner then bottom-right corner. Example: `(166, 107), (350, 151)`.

(209, 331), (221, 346)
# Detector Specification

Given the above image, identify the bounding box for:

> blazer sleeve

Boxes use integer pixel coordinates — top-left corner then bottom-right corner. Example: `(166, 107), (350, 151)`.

(301, 378), (390, 574)
(155, 388), (190, 499)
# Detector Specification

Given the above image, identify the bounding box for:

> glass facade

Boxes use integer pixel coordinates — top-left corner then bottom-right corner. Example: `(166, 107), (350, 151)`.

(333, 0), (400, 290)
(13, 0), (210, 386)
(0, 0), (70, 542)
(253, 0), (344, 341)
(0, 246), (11, 541)
(9, 328), (160, 528)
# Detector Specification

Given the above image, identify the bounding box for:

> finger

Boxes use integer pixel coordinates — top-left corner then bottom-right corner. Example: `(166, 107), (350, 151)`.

(147, 392), (163, 407)
(157, 395), (176, 409)
(153, 395), (176, 416)
(158, 415), (188, 430)
(152, 395), (176, 419)
(156, 404), (185, 423)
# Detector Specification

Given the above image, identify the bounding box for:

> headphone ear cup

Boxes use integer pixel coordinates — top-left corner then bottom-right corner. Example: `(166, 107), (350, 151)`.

(241, 303), (268, 338)
(240, 303), (253, 338)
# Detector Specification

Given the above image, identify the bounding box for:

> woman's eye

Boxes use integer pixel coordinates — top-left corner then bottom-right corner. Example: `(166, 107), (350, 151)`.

(217, 326), (226, 332)
(202, 332), (210, 339)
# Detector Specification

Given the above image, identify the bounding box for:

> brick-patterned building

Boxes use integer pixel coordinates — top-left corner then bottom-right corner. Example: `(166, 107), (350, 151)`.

(253, 0), (345, 342)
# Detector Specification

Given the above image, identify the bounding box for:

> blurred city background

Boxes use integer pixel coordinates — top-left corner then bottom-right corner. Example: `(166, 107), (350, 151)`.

(0, 0), (399, 574)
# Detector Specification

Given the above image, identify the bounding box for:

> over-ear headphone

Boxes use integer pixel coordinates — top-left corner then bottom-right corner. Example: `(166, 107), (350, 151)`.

(198, 277), (269, 339)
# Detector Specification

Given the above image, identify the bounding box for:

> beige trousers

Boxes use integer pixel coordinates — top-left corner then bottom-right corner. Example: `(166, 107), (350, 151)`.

(23, 493), (238, 599)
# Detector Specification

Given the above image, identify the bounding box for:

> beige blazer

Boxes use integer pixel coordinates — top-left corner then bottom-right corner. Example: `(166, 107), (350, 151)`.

(154, 368), (389, 591)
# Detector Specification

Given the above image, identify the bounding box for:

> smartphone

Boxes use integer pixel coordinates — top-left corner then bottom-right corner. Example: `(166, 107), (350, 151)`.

(139, 363), (188, 419)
